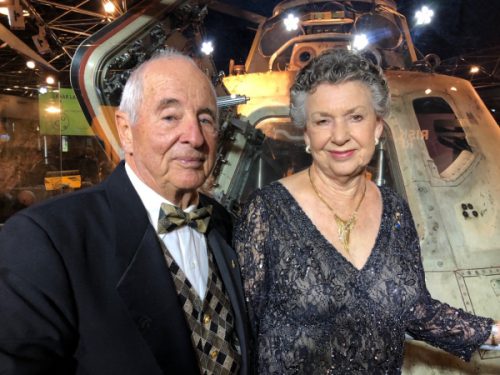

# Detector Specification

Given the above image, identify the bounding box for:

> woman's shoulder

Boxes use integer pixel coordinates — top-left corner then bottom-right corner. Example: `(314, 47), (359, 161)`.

(379, 185), (410, 209)
(244, 181), (288, 207)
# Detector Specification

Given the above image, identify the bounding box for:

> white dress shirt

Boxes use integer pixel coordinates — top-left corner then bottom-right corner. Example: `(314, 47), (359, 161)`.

(125, 163), (209, 300)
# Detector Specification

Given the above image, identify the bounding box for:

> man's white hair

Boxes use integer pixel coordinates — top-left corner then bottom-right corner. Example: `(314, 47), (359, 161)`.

(118, 48), (216, 125)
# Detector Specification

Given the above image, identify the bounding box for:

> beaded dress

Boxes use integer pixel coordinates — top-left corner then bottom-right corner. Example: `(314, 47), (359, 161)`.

(234, 182), (492, 374)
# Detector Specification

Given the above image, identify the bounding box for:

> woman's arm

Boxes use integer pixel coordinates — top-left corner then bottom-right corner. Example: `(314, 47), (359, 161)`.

(402, 202), (494, 360)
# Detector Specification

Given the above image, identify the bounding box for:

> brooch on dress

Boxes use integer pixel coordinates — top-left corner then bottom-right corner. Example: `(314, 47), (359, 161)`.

(394, 211), (402, 229)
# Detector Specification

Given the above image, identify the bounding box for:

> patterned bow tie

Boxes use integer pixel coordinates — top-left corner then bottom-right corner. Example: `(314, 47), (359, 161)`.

(158, 203), (212, 234)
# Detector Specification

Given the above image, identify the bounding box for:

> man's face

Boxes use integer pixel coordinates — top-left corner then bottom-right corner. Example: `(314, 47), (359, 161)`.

(117, 57), (218, 202)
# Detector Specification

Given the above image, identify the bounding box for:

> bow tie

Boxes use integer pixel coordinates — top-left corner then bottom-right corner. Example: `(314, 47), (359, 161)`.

(158, 203), (212, 234)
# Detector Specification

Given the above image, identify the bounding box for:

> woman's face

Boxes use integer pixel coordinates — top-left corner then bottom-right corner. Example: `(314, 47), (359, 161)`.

(304, 81), (383, 180)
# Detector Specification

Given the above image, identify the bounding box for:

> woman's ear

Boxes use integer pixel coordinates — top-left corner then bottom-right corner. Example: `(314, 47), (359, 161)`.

(303, 130), (310, 149)
(375, 118), (384, 140)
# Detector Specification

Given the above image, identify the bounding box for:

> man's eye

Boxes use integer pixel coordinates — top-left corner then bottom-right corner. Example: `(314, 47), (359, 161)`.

(199, 117), (213, 126)
(162, 115), (177, 122)
(199, 117), (218, 133)
(351, 114), (363, 122)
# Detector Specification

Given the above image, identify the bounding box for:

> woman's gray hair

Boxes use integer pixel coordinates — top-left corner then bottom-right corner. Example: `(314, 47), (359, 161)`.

(118, 48), (201, 125)
(290, 49), (390, 129)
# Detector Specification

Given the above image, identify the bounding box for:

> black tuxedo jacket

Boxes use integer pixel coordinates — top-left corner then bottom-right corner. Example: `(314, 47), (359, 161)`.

(0, 162), (250, 375)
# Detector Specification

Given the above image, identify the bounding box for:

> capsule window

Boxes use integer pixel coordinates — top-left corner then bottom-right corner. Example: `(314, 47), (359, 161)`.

(413, 97), (473, 179)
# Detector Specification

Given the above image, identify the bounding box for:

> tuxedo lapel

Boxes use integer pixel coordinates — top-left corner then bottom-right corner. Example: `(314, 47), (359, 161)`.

(107, 163), (199, 374)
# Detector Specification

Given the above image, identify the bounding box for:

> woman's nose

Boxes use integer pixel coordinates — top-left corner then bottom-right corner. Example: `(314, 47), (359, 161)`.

(329, 121), (350, 145)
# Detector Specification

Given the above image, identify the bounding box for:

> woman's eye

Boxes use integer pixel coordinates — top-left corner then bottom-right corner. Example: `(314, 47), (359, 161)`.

(351, 114), (363, 122)
(316, 119), (328, 126)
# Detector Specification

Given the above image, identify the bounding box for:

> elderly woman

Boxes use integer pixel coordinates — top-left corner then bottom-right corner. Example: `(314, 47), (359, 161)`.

(234, 49), (498, 374)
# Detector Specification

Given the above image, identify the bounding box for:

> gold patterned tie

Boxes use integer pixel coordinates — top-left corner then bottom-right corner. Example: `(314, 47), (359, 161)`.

(158, 203), (212, 234)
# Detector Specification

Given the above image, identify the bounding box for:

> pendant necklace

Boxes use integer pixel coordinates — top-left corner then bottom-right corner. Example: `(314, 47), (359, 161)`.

(308, 167), (367, 254)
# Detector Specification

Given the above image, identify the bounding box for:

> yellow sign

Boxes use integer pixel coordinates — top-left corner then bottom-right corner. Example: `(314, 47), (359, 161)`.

(39, 88), (94, 136)
(44, 175), (82, 190)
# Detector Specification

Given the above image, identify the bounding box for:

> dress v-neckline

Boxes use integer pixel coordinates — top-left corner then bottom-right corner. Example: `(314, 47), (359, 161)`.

(276, 181), (387, 272)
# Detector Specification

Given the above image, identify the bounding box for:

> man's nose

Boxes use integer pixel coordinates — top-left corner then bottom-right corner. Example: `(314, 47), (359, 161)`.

(180, 116), (205, 147)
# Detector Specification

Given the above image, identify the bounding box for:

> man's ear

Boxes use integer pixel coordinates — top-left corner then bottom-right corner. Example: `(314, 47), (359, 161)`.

(115, 111), (133, 155)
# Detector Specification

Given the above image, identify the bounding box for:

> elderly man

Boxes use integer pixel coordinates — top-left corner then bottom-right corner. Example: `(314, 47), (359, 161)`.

(0, 50), (250, 375)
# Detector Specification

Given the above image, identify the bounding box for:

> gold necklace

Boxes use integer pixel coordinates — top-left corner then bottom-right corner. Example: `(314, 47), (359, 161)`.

(308, 168), (367, 254)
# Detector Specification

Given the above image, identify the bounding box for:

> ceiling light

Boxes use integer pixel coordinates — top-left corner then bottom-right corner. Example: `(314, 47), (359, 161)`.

(103, 1), (115, 14)
(46, 76), (55, 85)
(425, 88), (432, 95)
(353, 34), (369, 50)
(415, 6), (434, 26)
(32, 25), (51, 54)
(201, 41), (214, 55)
(0, 0), (25, 29)
(26, 60), (35, 69)
(45, 106), (61, 114)
(284, 14), (299, 32)
(469, 66), (480, 74)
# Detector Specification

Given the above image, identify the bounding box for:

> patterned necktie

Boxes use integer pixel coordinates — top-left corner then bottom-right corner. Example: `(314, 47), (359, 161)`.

(158, 203), (212, 234)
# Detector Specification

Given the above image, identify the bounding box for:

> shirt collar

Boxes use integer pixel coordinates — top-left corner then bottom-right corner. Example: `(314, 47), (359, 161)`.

(124, 163), (197, 232)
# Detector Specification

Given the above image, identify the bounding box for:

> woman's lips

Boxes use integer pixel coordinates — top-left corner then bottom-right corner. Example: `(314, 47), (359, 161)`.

(329, 149), (355, 159)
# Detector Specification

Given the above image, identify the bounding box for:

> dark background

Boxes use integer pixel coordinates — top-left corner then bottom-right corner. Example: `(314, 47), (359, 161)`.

(205, 0), (500, 69)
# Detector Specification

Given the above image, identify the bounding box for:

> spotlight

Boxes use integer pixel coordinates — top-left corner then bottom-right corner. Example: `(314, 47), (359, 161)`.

(201, 41), (214, 55)
(26, 60), (35, 69)
(353, 34), (369, 50)
(32, 24), (51, 54)
(103, 1), (115, 14)
(283, 14), (300, 32)
(46, 76), (55, 85)
(39, 86), (48, 94)
(45, 106), (61, 114)
(0, 0), (25, 30)
(469, 66), (480, 74)
(415, 6), (434, 26)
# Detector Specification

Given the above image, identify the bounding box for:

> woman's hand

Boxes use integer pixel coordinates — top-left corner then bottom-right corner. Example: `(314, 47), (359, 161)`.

(485, 321), (500, 346)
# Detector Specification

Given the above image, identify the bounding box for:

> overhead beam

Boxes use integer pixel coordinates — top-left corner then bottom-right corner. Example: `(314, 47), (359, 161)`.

(48, 26), (92, 37)
(47, 0), (93, 24)
(33, 0), (110, 19)
(0, 22), (58, 72)
(22, 0), (72, 59)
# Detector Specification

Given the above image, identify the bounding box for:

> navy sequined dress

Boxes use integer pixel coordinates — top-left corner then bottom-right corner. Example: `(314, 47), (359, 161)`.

(234, 182), (492, 374)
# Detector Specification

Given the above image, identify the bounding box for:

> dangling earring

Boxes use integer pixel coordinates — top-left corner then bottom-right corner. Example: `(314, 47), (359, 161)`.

(305, 145), (311, 154)
(375, 137), (379, 146)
